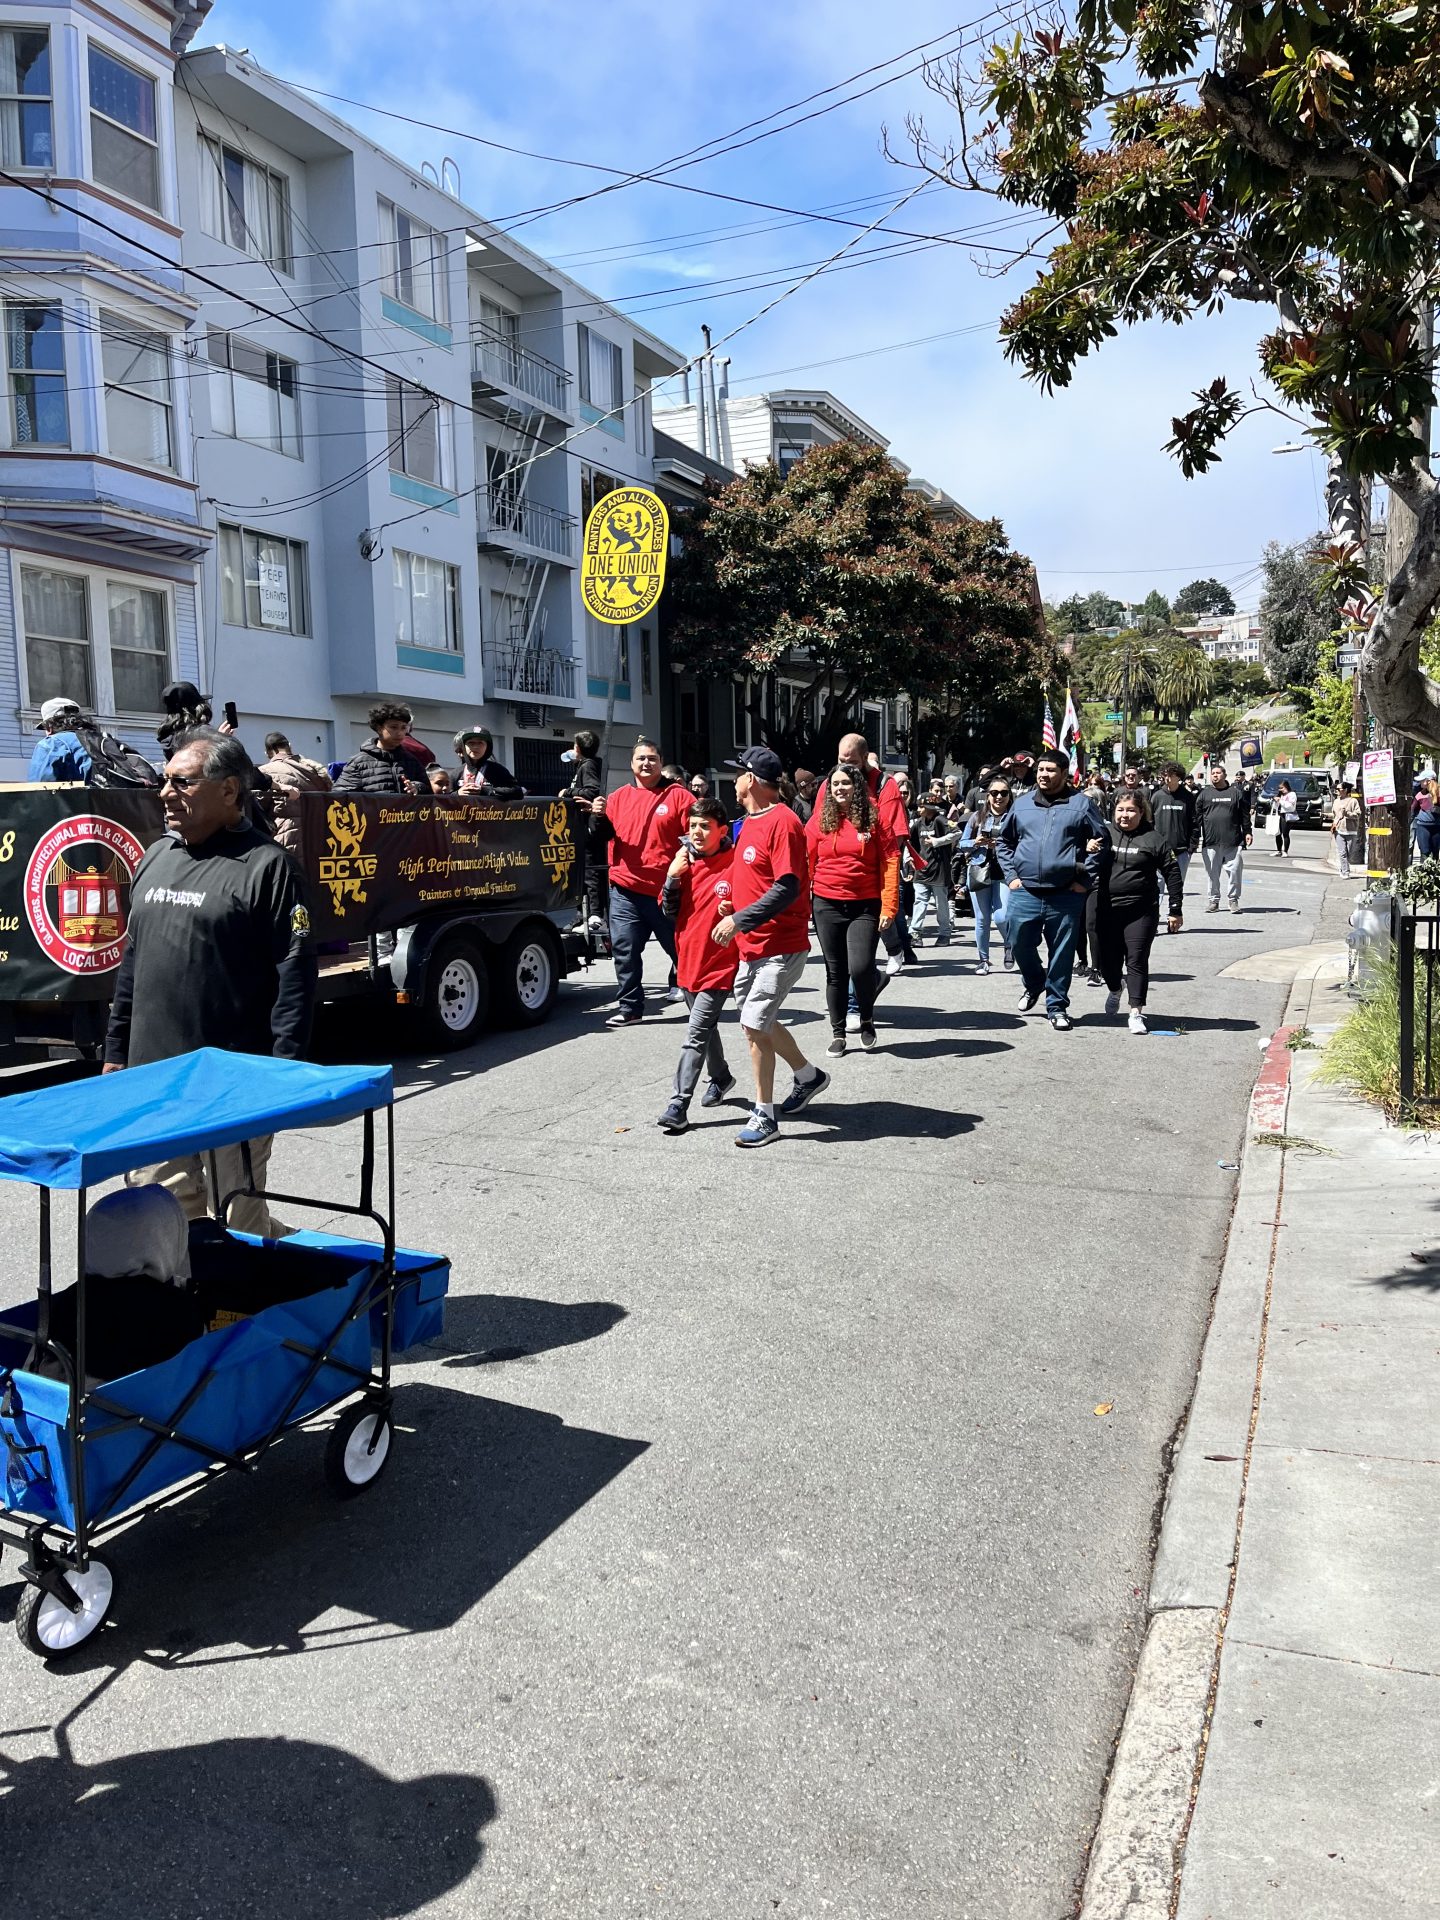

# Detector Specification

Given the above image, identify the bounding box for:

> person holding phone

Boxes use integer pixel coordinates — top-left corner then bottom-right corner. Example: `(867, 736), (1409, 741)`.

(958, 776), (1015, 973)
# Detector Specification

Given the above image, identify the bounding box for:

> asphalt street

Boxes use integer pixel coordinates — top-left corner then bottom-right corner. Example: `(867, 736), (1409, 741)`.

(0, 846), (1332, 1920)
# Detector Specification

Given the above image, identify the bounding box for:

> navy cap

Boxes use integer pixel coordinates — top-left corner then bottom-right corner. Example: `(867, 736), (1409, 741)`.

(725, 745), (784, 784)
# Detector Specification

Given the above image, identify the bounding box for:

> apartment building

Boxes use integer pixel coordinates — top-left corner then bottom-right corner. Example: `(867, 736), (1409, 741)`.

(1185, 613), (1263, 665)
(0, 0), (212, 781)
(0, 4), (684, 785)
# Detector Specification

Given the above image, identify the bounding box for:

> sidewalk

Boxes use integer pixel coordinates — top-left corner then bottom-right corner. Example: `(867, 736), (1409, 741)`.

(1081, 879), (1438, 1918)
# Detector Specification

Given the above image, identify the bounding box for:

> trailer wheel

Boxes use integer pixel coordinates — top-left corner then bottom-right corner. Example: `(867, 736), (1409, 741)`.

(417, 935), (489, 1049)
(325, 1401), (393, 1498)
(16, 1556), (114, 1658)
(493, 924), (562, 1028)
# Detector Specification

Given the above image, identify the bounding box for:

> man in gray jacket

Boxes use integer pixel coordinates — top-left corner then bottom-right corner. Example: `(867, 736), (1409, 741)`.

(997, 748), (1106, 1030)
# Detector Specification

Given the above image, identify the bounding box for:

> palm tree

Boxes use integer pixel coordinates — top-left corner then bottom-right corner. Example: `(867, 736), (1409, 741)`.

(1185, 704), (1244, 765)
(1097, 630), (1157, 707)
(1153, 636), (1215, 726)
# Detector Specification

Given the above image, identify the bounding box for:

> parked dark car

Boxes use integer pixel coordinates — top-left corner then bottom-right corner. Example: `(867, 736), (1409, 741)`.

(1252, 769), (1333, 828)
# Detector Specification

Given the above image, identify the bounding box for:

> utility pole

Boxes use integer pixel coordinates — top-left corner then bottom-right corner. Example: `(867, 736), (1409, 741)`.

(1120, 644), (1131, 777)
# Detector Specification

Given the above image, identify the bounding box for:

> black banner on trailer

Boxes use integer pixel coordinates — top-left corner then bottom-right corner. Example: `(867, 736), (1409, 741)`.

(0, 788), (166, 1003)
(293, 792), (585, 943)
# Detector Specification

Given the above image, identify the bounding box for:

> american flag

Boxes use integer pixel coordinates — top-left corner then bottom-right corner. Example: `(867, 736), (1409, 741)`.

(1041, 698), (1057, 749)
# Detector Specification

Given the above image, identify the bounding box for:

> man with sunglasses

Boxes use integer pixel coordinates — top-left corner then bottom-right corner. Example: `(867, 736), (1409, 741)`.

(104, 729), (316, 1235)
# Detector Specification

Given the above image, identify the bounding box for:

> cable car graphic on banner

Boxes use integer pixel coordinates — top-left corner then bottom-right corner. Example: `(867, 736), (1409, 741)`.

(53, 852), (125, 948)
(23, 814), (148, 976)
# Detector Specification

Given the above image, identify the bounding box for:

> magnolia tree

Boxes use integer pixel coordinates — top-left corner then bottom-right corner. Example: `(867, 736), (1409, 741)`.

(899, 0), (1440, 749)
(666, 440), (1046, 769)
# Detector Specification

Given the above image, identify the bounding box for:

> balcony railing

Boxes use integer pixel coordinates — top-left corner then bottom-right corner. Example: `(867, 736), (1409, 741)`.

(483, 637), (577, 704)
(477, 487), (576, 561)
(471, 326), (572, 416)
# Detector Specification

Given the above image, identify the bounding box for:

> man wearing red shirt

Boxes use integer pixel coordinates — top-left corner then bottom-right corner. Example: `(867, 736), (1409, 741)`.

(591, 737), (693, 1026)
(712, 746), (828, 1148)
(654, 799), (739, 1134)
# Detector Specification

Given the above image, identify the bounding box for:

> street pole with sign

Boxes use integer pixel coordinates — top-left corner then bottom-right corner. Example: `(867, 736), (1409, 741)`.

(579, 486), (670, 772)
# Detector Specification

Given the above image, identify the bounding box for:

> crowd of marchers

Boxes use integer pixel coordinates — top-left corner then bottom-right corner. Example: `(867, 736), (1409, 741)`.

(566, 731), (1341, 1149)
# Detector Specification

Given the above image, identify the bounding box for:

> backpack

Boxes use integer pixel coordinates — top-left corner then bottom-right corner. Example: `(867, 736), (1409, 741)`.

(72, 721), (162, 790)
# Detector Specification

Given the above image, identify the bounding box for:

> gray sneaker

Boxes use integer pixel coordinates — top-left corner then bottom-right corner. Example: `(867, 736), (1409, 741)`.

(778, 1067), (830, 1115)
(700, 1070), (736, 1108)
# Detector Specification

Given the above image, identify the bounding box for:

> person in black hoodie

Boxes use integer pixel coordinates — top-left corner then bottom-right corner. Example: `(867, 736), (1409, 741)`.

(1094, 788), (1183, 1034)
(561, 728), (607, 936)
(1152, 761), (1199, 925)
(334, 703), (432, 794)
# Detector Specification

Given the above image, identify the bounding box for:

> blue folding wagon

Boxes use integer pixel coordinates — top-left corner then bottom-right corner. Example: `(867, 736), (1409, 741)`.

(0, 1048), (448, 1660)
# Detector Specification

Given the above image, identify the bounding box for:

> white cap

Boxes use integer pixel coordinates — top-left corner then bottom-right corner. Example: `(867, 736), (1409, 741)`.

(36, 696), (80, 730)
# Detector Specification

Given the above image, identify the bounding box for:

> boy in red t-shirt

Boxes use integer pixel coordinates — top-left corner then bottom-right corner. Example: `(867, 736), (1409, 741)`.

(712, 746), (828, 1148)
(655, 799), (739, 1134)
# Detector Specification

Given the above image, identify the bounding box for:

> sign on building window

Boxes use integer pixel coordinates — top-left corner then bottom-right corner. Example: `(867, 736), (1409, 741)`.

(258, 559), (290, 630)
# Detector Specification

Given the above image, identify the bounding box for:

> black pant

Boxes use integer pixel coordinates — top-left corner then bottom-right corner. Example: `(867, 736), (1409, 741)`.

(813, 895), (881, 1030)
(1099, 897), (1159, 1007)
(1275, 816), (1293, 855)
(1075, 887), (1100, 970)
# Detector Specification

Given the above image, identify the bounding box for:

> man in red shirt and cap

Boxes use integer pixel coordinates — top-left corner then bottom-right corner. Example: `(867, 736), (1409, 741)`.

(712, 746), (828, 1148)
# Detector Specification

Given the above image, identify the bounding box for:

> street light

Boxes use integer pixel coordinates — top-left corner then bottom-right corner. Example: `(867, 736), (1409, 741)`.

(1271, 442), (1307, 454)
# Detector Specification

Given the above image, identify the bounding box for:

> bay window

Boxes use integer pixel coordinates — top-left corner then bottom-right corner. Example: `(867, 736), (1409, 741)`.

(19, 563), (173, 715)
(107, 582), (168, 711)
(6, 301), (67, 445)
(101, 313), (173, 468)
(0, 27), (51, 169)
(88, 44), (159, 211)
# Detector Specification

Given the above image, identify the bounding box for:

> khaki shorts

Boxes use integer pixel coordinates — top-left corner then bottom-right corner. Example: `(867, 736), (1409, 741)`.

(733, 949), (808, 1032)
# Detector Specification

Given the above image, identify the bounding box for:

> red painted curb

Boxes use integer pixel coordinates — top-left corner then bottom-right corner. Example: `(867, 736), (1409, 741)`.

(1252, 1026), (1294, 1134)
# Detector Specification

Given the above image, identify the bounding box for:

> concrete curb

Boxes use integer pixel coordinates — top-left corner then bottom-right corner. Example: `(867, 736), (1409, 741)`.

(1078, 1029), (1295, 1917)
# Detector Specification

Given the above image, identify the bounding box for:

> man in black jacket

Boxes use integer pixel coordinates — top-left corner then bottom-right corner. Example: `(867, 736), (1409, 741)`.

(334, 703), (432, 794)
(1195, 763), (1253, 913)
(1152, 762), (1200, 922)
(105, 729), (317, 1234)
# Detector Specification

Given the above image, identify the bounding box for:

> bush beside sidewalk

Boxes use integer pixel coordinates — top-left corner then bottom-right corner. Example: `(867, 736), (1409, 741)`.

(1079, 881), (1438, 1919)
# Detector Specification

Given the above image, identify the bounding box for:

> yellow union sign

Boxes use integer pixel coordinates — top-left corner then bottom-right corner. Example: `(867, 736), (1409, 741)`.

(580, 486), (669, 626)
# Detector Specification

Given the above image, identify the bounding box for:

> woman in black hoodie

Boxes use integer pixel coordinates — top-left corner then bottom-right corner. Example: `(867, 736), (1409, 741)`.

(1096, 789), (1183, 1033)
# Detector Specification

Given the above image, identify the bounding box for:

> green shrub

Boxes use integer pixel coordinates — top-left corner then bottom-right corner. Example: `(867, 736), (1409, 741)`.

(1316, 954), (1436, 1122)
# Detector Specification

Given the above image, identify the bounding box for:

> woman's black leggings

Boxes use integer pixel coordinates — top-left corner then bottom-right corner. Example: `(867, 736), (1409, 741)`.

(812, 895), (881, 1030)
(1275, 815), (1293, 854)
(1099, 897), (1159, 1008)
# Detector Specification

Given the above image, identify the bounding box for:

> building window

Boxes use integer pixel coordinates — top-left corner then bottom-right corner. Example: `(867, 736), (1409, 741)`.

(218, 523), (311, 635)
(385, 377), (454, 491)
(101, 313), (173, 468)
(0, 28), (52, 169)
(19, 565), (173, 714)
(394, 550), (460, 654)
(580, 464), (621, 524)
(585, 612), (629, 692)
(577, 325), (624, 435)
(5, 301), (67, 444)
(107, 581), (168, 710)
(88, 45), (159, 211)
(199, 135), (291, 271)
(379, 199), (449, 327)
(21, 567), (92, 709)
(207, 328), (301, 457)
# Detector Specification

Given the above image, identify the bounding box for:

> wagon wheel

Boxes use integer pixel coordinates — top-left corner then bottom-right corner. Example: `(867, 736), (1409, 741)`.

(325, 1402), (393, 1499)
(16, 1556), (114, 1659)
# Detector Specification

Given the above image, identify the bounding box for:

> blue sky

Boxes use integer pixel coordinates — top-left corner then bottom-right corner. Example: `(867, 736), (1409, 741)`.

(199, 0), (1329, 610)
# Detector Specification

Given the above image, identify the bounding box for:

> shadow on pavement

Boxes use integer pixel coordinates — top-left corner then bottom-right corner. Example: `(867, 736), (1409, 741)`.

(881, 1037), (1013, 1062)
(1163, 1015), (1262, 1032)
(438, 1294), (627, 1366)
(807, 1101), (982, 1143)
(7, 1381), (647, 1668)
(3, 1701), (496, 1919)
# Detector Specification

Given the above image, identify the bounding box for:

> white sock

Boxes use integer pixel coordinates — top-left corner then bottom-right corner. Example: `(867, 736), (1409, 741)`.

(795, 1063), (819, 1085)
(757, 1101), (776, 1120)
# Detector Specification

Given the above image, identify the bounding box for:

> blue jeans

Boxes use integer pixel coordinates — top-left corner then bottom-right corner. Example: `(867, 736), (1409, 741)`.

(608, 882), (677, 1018)
(1005, 886), (1085, 1014)
(909, 877), (952, 942)
(968, 880), (1009, 962)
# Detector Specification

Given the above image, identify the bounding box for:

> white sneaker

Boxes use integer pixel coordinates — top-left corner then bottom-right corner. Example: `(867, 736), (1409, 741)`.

(666, 985), (684, 1003)
(1104, 990), (1121, 1016)
(884, 953), (906, 977)
(846, 1009), (862, 1033)
(1128, 1009), (1148, 1034)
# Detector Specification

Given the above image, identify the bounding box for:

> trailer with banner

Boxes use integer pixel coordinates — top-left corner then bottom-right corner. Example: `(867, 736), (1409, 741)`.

(0, 786), (588, 1058)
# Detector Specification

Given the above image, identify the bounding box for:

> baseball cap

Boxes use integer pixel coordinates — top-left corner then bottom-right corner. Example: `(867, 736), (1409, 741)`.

(36, 696), (80, 730)
(725, 744), (784, 784)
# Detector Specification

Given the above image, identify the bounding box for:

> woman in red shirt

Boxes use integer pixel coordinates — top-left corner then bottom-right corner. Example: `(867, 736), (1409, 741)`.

(806, 763), (900, 1054)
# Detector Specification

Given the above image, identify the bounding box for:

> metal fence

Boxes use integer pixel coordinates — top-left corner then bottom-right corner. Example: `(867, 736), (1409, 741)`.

(1394, 896), (1440, 1113)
